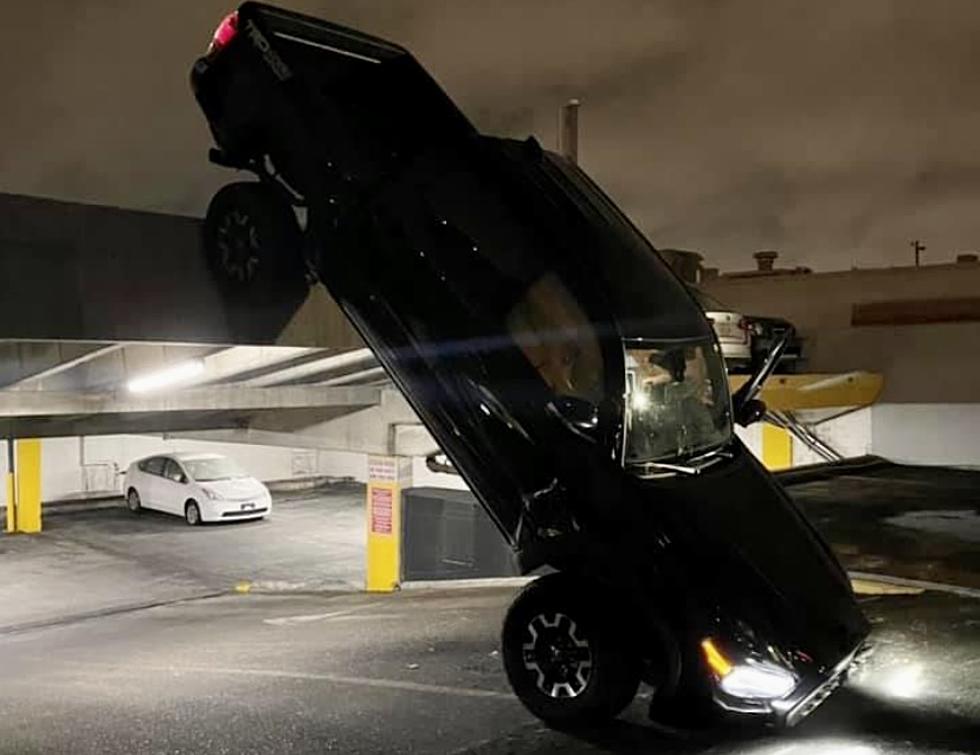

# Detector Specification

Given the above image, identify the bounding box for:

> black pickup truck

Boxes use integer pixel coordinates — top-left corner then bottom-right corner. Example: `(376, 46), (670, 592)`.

(190, 3), (869, 730)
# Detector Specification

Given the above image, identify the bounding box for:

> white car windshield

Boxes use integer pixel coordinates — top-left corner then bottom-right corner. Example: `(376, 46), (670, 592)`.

(624, 338), (732, 464)
(183, 457), (247, 482)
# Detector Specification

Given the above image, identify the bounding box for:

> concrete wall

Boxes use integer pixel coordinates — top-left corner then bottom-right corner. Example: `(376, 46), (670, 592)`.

(0, 434), (367, 506)
(701, 262), (980, 403)
(791, 408), (874, 467)
(0, 397), (974, 507)
(0, 192), (361, 348)
(738, 404), (979, 469)
(0, 387), (467, 506)
(871, 404), (980, 467)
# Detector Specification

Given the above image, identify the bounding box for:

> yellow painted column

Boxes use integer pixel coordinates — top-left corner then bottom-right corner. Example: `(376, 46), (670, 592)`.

(365, 455), (410, 592)
(13, 439), (43, 533)
(761, 423), (792, 471)
(4, 470), (14, 533)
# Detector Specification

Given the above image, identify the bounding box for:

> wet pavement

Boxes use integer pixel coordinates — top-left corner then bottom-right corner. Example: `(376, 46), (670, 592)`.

(785, 462), (980, 590)
(0, 586), (977, 754)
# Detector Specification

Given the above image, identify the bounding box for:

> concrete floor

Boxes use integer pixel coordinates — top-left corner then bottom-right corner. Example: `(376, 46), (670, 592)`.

(2, 463), (979, 752)
(0, 586), (977, 754)
(0, 486), (365, 632)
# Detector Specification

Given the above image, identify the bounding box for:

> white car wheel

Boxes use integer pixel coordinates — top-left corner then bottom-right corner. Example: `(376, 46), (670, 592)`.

(185, 501), (202, 526)
(126, 489), (142, 513)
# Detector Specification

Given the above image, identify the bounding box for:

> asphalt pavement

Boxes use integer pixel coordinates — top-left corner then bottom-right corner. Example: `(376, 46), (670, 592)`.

(0, 586), (976, 754)
(2, 462), (979, 752)
(0, 486), (365, 632)
(786, 463), (980, 589)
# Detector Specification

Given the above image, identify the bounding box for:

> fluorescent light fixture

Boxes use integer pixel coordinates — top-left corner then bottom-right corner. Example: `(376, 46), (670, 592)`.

(127, 359), (205, 394)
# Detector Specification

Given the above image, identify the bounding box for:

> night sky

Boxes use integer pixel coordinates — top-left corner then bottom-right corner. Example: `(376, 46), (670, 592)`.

(4, 0), (980, 271)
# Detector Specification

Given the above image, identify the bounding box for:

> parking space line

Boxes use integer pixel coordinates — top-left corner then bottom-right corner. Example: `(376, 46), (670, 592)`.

(51, 659), (513, 700)
(849, 571), (980, 599)
(263, 601), (382, 626)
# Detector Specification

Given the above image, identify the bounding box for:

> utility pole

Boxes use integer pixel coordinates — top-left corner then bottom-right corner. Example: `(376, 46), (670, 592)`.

(911, 239), (925, 267)
(558, 99), (580, 164)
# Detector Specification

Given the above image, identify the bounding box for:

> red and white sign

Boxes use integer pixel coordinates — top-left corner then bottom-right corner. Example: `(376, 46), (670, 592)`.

(370, 486), (394, 535)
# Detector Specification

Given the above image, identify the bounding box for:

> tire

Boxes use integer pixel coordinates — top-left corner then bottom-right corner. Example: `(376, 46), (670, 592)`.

(202, 182), (305, 291)
(185, 501), (202, 527)
(502, 574), (640, 728)
(126, 488), (141, 514)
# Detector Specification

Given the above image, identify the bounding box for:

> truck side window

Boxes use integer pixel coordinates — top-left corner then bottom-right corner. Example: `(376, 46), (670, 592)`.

(506, 272), (604, 405)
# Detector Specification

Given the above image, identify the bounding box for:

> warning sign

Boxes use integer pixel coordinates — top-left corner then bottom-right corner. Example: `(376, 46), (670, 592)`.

(370, 486), (394, 535)
(368, 456), (398, 482)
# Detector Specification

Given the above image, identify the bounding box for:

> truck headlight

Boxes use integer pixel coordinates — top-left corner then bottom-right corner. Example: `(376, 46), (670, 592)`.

(702, 638), (797, 700)
(719, 661), (797, 699)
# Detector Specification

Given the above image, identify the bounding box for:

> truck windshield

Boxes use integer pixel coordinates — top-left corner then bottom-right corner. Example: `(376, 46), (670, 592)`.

(624, 339), (732, 464)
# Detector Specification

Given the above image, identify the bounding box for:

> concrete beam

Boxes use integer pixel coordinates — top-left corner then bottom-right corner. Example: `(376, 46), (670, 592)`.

(245, 348), (377, 387)
(193, 346), (324, 386)
(728, 372), (884, 410)
(0, 342), (122, 389)
(0, 405), (365, 440)
(0, 385), (381, 418)
(317, 366), (387, 386)
(168, 427), (387, 454)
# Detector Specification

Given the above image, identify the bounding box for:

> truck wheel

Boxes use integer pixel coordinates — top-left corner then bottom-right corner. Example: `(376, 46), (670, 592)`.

(202, 182), (305, 290)
(502, 574), (640, 728)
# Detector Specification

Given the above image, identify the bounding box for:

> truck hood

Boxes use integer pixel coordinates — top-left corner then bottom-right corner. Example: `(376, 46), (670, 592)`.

(638, 444), (869, 669)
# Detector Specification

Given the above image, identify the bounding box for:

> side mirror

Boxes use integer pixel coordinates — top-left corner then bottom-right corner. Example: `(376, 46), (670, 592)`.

(732, 325), (794, 423)
(548, 396), (599, 437)
(736, 398), (767, 427)
(425, 451), (459, 476)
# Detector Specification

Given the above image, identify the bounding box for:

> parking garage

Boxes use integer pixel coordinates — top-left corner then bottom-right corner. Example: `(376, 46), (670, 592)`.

(4, 4), (980, 752)
(1, 186), (978, 753)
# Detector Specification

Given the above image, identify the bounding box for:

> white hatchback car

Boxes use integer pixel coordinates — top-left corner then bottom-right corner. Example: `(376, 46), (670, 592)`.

(124, 453), (272, 525)
(690, 287), (751, 373)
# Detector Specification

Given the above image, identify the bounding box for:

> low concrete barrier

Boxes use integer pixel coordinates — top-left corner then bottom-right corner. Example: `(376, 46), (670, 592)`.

(401, 487), (519, 582)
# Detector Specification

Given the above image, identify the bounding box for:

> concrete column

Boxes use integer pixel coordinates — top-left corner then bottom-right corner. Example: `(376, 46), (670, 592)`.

(761, 423), (792, 471)
(5, 439), (42, 533)
(365, 455), (412, 592)
(4, 440), (13, 533)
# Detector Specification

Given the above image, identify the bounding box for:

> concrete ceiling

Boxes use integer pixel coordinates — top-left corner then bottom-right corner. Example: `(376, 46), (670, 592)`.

(0, 340), (386, 439)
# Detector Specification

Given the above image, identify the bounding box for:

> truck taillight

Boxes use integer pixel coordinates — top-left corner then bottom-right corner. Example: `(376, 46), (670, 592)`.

(208, 11), (239, 55)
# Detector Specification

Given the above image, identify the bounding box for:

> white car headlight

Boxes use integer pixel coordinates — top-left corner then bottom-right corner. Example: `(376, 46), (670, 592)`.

(202, 487), (221, 501)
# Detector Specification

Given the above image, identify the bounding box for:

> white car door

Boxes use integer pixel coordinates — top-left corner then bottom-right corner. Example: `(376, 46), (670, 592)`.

(159, 458), (189, 515)
(139, 457), (167, 511)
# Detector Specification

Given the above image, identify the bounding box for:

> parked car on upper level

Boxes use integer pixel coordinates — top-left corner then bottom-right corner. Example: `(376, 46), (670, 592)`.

(746, 315), (804, 374)
(124, 452), (271, 525)
(689, 288), (751, 373)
